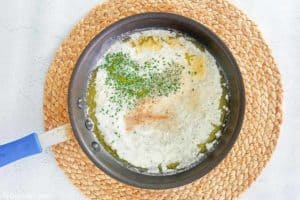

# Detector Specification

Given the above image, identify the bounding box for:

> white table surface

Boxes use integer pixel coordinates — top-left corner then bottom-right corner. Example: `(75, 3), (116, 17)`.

(0, 0), (299, 199)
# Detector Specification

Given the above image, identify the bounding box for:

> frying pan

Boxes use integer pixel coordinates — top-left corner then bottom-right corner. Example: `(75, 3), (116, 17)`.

(0, 12), (245, 189)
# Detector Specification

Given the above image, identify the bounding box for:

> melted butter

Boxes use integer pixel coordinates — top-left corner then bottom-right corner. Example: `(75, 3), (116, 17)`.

(87, 69), (119, 158)
(163, 36), (181, 47)
(130, 36), (162, 53)
(197, 74), (229, 153)
(185, 53), (207, 79)
(129, 35), (183, 53)
(166, 162), (180, 169)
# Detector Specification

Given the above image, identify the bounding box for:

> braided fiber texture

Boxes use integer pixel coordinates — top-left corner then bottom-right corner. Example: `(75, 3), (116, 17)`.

(43, 0), (283, 199)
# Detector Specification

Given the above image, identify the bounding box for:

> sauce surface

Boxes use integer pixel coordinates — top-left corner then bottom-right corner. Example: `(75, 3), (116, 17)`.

(87, 29), (229, 173)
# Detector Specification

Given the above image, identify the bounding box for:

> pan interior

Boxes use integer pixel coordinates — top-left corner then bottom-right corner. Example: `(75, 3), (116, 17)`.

(68, 12), (244, 189)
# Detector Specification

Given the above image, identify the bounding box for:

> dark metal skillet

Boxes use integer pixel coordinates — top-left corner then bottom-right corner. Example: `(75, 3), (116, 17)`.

(68, 12), (245, 189)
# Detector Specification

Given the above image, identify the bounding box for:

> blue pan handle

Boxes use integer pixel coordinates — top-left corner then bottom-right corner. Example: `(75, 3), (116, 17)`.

(0, 133), (42, 167)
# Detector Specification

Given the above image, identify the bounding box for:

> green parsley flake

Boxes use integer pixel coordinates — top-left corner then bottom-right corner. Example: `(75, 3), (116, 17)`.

(99, 52), (183, 109)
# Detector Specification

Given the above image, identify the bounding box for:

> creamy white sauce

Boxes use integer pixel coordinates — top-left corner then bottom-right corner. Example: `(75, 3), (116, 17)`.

(92, 29), (225, 173)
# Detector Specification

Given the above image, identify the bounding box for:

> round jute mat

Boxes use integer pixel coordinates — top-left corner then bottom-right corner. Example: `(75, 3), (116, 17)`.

(43, 0), (283, 199)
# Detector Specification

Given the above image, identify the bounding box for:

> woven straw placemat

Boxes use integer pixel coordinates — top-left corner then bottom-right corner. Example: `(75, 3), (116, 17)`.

(43, 0), (283, 199)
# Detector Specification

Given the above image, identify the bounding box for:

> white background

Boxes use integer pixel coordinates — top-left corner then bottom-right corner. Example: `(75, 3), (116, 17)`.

(0, 0), (299, 199)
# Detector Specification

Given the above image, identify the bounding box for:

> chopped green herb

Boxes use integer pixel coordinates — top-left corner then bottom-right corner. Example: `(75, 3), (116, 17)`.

(167, 162), (180, 170)
(197, 143), (207, 153)
(99, 52), (183, 110)
(87, 69), (149, 171)
(158, 164), (163, 173)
